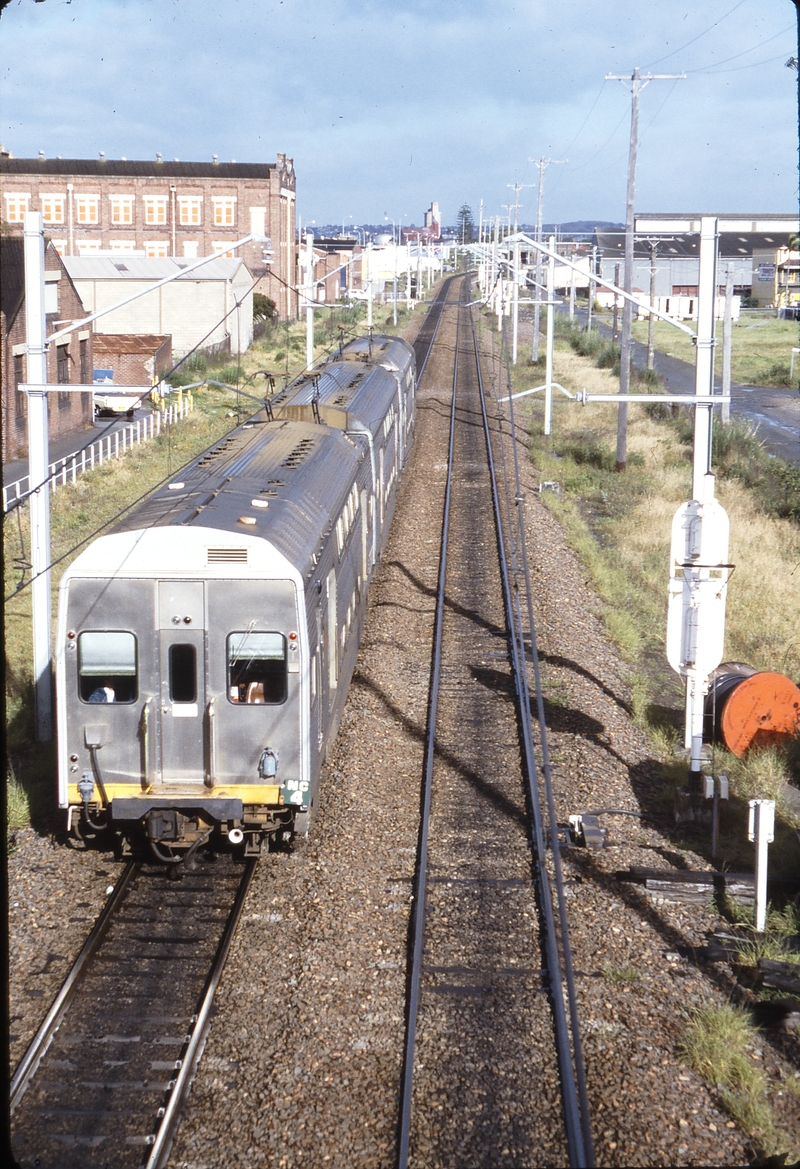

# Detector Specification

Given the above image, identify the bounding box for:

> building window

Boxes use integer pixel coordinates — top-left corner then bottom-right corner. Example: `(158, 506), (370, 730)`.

(212, 197), (236, 227)
(110, 196), (134, 225)
(80, 338), (89, 383)
(75, 195), (100, 224)
(178, 197), (202, 226)
(183, 241), (199, 258)
(76, 239), (102, 254)
(57, 343), (70, 385)
(51, 240), (67, 257)
(109, 240), (137, 253)
(41, 194), (65, 224)
(144, 241), (169, 257)
(14, 353), (26, 428)
(4, 193), (30, 223)
(212, 242), (235, 259)
(143, 196), (167, 225)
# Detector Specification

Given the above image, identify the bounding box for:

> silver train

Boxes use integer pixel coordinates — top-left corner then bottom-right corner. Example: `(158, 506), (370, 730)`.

(56, 335), (415, 860)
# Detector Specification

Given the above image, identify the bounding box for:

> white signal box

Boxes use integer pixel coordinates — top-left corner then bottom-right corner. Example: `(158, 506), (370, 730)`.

(666, 497), (730, 678)
(666, 495), (731, 773)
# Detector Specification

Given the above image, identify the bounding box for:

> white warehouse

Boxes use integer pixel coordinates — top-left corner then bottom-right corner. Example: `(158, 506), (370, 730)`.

(63, 255), (254, 357)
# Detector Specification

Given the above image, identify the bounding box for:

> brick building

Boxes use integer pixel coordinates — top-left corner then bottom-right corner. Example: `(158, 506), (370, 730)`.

(1, 236), (93, 463)
(92, 334), (172, 386)
(0, 152), (297, 319)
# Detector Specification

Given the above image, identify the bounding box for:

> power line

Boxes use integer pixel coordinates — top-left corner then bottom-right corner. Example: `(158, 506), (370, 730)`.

(686, 22), (794, 72)
(644, 0), (750, 68)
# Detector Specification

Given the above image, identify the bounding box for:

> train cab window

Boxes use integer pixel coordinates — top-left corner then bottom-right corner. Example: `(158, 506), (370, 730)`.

(78, 631), (138, 704)
(227, 632), (287, 704)
(169, 644), (197, 704)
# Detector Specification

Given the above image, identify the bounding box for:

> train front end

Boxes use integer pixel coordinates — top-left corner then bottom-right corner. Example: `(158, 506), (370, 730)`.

(56, 526), (308, 860)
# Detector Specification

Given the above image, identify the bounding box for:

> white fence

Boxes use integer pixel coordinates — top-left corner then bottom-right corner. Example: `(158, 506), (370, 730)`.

(3, 394), (194, 513)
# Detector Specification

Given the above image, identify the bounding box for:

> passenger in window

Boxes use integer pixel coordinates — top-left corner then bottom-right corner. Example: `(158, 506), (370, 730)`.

(88, 683), (116, 703)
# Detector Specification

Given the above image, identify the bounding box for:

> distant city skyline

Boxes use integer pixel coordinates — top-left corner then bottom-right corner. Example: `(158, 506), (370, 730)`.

(1, 0), (796, 229)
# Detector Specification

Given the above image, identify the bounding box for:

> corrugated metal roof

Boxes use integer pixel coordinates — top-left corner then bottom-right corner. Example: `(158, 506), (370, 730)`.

(0, 158), (275, 180)
(93, 334), (170, 354)
(113, 419), (365, 576)
(62, 256), (246, 281)
(594, 230), (796, 259)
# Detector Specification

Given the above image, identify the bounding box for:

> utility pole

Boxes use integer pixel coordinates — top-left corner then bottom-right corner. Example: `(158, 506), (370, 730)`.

(647, 240), (658, 370)
(721, 263), (734, 424)
(304, 232), (315, 370)
(605, 67), (685, 470)
(544, 235), (556, 435)
(612, 262), (621, 342)
(587, 245), (597, 334)
(529, 158), (566, 361)
(366, 240), (373, 329)
(25, 212), (52, 741)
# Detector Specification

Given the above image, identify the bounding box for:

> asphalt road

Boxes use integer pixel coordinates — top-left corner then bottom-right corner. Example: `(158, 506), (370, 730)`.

(571, 308), (800, 466)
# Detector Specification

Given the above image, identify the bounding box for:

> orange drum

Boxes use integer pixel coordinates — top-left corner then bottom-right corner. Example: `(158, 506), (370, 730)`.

(719, 671), (800, 757)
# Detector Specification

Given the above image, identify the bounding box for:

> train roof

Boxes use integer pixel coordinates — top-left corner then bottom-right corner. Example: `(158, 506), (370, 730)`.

(268, 359), (400, 439)
(113, 418), (365, 577)
(335, 334), (414, 373)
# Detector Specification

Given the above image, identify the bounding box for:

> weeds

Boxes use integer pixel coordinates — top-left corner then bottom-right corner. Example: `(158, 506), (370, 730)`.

(680, 1003), (783, 1151)
(603, 962), (641, 984)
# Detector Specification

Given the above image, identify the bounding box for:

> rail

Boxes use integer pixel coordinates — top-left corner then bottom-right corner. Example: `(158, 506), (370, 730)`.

(397, 285), (461, 1168)
(472, 303), (594, 1166)
(10, 854), (256, 1167)
(396, 275), (594, 1167)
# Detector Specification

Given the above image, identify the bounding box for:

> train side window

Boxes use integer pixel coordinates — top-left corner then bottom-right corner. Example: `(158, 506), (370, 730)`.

(227, 632), (287, 704)
(78, 631), (138, 704)
(169, 644), (197, 703)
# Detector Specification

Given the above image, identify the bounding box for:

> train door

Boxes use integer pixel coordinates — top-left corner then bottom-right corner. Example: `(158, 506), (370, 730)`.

(157, 581), (206, 784)
(206, 578), (301, 791)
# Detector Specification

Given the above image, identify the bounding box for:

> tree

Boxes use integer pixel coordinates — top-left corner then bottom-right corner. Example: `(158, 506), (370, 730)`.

(253, 293), (277, 322)
(456, 204), (476, 244)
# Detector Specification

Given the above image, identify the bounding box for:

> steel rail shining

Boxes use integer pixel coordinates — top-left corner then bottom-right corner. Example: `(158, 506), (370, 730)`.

(411, 275), (454, 388)
(467, 296), (593, 1168)
(397, 279), (463, 1169)
(145, 856), (258, 1169)
(10, 859), (139, 1112)
(499, 322), (595, 1164)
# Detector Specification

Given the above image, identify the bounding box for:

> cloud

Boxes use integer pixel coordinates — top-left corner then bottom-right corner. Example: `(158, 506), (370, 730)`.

(0, 0), (795, 224)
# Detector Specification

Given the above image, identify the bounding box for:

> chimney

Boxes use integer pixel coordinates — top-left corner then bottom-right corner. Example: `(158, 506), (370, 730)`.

(99, 151), (105, 160)
(156, 152), (162, 162)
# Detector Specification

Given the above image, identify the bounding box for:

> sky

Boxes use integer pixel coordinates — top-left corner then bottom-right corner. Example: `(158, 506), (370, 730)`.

(0, 0), (797, 229)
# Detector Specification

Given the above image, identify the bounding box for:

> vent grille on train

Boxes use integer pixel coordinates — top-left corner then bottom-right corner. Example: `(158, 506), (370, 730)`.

(281, 437), (316, 468)
(207, 547), (248, 564)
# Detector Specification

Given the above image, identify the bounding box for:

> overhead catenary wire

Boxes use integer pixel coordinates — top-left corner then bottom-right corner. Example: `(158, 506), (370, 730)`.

(643, 0), (750, 68)
(5, 265), (438, 601)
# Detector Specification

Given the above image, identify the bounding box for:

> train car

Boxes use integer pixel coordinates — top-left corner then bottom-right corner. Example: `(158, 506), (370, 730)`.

(55, 336), (415, 862)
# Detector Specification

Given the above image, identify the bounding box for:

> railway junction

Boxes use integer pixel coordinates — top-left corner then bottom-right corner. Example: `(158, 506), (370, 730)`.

(8, 278), (799, 1167)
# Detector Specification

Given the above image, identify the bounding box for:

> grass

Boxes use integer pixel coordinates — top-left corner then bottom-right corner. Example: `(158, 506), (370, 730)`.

(680, 1002), (797, 1157)
(482, 311), (800, 868)
(602, 962), (641, 984)
(627, 313), (800, 388)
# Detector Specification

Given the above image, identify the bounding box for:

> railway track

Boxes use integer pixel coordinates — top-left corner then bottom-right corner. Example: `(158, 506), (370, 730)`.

(7, 286), (456, 1169)
(398, 275), (594, 1167)
(10, 854), (256, 1169)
